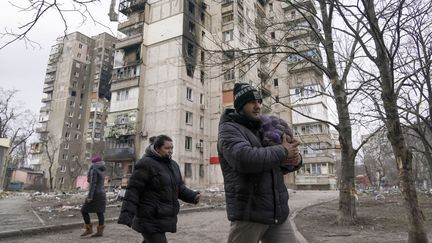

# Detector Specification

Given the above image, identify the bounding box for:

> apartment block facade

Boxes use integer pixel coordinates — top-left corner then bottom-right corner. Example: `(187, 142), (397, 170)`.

(32, 32), (117, 190)
(105, 0), (338, 189)
(282, 0), (337, 189)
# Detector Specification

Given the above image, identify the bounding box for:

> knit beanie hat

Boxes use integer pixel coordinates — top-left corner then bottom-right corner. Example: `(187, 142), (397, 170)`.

(91, 155), (102, 163)
(233, 83), (262, 113)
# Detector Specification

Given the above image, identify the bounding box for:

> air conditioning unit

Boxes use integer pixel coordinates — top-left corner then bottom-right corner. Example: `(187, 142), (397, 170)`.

(196, 142), (203, 148)
(200, 104), (207, 110)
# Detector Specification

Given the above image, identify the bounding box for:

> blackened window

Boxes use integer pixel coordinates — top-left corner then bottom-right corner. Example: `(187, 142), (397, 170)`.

(187, 43), (194, 57)
(188, 1), (195, 15)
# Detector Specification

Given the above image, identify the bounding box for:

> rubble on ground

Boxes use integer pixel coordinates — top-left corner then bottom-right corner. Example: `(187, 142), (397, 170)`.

(25, 187), (226, 225)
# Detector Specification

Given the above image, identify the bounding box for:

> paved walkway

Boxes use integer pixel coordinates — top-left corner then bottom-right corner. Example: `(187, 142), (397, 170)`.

(0, 195), (42, 232)
(1, 190), (338, 242)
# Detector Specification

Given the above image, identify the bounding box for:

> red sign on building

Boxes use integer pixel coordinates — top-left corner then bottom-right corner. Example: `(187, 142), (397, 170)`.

(209, 156), (219, 164)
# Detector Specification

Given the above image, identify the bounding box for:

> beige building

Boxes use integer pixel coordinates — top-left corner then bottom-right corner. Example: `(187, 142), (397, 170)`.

(106, 0), (338, 189)
(105, 0), (219, 187)
(282, 0), (337, 189)
(34, 32), (117, 190)
(0, 138), (10, 190)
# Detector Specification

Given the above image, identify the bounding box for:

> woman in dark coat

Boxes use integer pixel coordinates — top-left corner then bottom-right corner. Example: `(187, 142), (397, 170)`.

(80, 155), (106, 237)
(118, 135), (200, 243)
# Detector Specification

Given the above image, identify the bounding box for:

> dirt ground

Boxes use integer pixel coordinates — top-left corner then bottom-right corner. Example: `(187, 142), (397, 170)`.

(295, 193), (432, 243)
(27, 190), (226, 226)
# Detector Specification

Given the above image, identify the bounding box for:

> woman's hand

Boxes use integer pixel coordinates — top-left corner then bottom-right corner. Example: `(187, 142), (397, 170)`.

(194, 192), (201, 204)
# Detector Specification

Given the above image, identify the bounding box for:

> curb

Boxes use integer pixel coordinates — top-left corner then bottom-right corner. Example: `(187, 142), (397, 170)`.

(289, 198), (338, 243)
(0, 205), (222, 239)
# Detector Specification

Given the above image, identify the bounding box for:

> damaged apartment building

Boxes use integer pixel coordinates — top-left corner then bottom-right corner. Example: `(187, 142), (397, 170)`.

(105, 0), (338, 189)
(31, 32), (117, 190)
(31, 0), (338, 191)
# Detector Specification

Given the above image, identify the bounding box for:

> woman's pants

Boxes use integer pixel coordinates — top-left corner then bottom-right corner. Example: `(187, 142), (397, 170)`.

(82, 212), (104, 225)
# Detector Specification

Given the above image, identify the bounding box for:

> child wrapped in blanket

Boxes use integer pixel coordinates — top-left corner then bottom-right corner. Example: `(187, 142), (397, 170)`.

(260, 115), (302, 171)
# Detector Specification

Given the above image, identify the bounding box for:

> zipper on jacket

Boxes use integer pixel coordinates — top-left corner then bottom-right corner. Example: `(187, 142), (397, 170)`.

(272, 168), (281, 223)
(166, 161), (177, 215)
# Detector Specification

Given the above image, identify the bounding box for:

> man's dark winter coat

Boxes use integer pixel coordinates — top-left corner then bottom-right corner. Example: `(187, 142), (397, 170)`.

(118, 145), (198, 234)
(218, 109), (301, 225)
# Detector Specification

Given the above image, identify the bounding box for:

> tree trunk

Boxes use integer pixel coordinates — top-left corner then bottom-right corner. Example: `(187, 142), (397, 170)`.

(364, 0), (428, 241)
(337, 145), (357, 225)
(422, 144), (432, 186)
(318, 0), (357, 224)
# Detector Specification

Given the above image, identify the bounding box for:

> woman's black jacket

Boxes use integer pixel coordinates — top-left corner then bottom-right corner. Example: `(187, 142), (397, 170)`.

(118, 146), (198, 234)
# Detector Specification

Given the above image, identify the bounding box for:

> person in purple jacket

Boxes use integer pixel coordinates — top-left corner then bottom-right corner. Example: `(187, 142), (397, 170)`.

(218, 83), (302, 243)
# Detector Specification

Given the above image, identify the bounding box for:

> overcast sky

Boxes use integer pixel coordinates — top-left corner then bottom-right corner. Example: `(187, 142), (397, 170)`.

(0, 1), (118, 115)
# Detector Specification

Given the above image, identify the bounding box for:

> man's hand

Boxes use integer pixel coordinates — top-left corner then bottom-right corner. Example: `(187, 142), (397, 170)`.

(281, 134), (301, 166)
(283, 153), (301, 166)
(281, 134), (300, 159)
(85, 198), (92, 203)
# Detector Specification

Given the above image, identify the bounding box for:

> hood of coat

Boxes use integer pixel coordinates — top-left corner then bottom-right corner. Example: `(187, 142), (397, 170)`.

(219, 108), (262, 132)
(87, 161), (106, 180)
(91, 161), (106, 172)
(142, 144), (171, 163)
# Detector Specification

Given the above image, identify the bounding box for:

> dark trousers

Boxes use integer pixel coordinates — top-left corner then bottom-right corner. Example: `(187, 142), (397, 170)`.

(141, 232), (168, 243)
(82, 212), (104, 225)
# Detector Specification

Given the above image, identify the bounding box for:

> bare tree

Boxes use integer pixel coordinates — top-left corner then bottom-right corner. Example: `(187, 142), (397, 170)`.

(200, 0), (380, 225)
(395, 2), (432, 187)
(0, 0), (112, 49)
(41, 135), (60, 191)
(334, 0), (430, 241)
(0, 88), (36, 188)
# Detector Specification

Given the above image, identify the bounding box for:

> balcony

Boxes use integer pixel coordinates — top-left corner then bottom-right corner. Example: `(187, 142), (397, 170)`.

(258, 65), (270, 80)
(41, 96), (52, 103)
(119, 0), (146, 15)
(288, 61), (322, 75)
(104, 147), (135, 162)
(45, 75), (55, 84)
(283, 0), (316, 14)
(112, 63), (140, 82)
(48, 53), (61, 63)
(43, 84), (54, 93)
(118, 13), (145, 31)
(39, 105), (50, 112)
(115, 33), (143, 49)
(46, 65), (57, 73)
(104, 136), (135, 162)
(221, 0), (233, 13)
(36, 124), (48, 133)
(295, 175), (334, 185)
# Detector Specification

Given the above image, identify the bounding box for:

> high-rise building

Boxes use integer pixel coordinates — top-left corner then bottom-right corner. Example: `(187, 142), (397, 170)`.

(33, 32), (117, 190)
(106, 0), (338, 189)
(104, 0), (217, 187)
(282, 0), (337, 189)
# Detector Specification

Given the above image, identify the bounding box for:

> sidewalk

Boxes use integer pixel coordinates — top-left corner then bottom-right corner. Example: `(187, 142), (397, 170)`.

(0, 190), (339, 242)
(1, 207), (229, 243)
(0, 205), (219, 239)
(0, 195), (42, 232)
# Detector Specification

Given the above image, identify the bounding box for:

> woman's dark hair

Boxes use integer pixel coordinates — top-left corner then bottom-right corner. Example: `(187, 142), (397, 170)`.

(151, 135), (173, 149)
